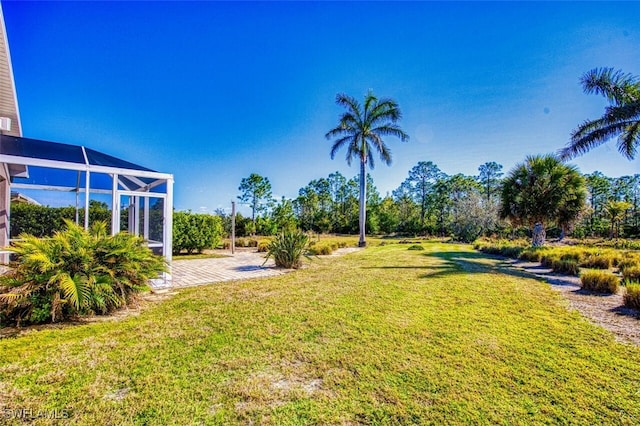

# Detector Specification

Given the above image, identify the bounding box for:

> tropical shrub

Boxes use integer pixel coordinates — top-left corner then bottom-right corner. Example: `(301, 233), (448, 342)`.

(623, 284), (640, 310)
(265, 230), (308, 269)
(0, 221), (165, 326)
(580, 270), (619, 294)
(173, 211), (224, 254)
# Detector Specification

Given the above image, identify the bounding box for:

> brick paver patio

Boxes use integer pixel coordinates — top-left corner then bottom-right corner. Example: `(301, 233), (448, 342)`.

(148, 247), (362, 289)
(167, 250), (285, 288)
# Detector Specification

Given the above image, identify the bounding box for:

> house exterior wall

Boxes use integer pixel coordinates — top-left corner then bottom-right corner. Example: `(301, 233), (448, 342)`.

(0, 3), (22, 138)
(0, 165), (9, 264)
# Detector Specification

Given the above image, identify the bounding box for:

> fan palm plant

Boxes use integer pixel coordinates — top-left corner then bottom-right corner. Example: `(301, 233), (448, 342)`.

(560, 68), (640, 160)
(500, 155), (587, 246)
(326, 91), (408, 247)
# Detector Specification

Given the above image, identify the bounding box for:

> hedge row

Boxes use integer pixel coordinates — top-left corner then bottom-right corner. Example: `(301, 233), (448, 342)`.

(172, 211), (223, 255)
(10, 203), (224, 255)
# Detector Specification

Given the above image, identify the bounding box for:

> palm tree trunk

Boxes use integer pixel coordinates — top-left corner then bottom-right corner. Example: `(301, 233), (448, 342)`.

(359, 158), (367, 247)
(532, 222), (546, 247)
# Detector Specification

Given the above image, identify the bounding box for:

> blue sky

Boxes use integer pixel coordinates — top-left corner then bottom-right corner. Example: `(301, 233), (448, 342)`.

(3, 1), (639, 214)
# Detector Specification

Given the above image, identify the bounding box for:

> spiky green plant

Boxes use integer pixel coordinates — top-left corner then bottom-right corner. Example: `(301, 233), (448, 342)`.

(264, 230), (308, 269)
(0, 220), (165, 325)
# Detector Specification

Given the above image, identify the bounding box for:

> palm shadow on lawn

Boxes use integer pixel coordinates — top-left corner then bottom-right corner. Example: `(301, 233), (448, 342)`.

(362, 249), (521, 280)
(426, 251), (640, 320)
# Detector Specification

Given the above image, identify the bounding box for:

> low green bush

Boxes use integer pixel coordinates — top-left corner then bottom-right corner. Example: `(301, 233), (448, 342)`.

(623, 283), (640, 310)
(173, 211), (223, 254)
(0, 221), (165, 326)
(580, 270), (619, 294)
(551, 259), (580, 276)
(407, 244), (425, 251)
(264, 230), (308, 269)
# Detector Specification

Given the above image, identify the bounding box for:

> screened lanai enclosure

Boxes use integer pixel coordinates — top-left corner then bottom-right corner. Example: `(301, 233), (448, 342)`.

(0, 3), (174, 286)
(0, 134), (174, 266)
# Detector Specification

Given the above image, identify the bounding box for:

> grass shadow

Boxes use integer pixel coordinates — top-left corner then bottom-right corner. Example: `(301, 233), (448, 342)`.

(233, 265), (266, 272)
(423, 251), (584, 288)
(421, 250), (519, 279)
(572, 288), (617, 297)
(609, 305), (640, 319)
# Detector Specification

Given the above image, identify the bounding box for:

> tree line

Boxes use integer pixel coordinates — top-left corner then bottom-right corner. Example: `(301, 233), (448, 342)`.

(230, 165), (640, 242)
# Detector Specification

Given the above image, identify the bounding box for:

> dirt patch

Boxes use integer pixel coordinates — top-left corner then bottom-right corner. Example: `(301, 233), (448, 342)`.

(503, 259), (640, 346)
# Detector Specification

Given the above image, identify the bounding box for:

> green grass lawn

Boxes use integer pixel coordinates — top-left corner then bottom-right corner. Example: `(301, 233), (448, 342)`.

(1, 243), (640, 425)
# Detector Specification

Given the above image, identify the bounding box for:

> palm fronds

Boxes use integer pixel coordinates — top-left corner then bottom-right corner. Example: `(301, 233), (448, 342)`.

(0, 220), (165, 325)
(326, 90), (408, 246)
(560, 67), (640, 160)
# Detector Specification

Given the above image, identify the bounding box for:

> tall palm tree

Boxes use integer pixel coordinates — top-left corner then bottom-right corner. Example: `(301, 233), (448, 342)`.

(559, 68), (640, 160)
(500, 154), (586, 247)
(326, 91), (409, 247)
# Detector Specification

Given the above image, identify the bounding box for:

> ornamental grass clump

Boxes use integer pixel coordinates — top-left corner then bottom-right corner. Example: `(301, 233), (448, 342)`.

(623, 283), (640, 310)
(551, 259), (580, 276)
(0, 220), (165, 326)
(264, 230), (308, 269)
(519, 247), (547, 262)
(308, 244), (334, 256)
(540, 254), (559, 268)
(580, 254), (614, 270)
(617, 258), (639, 273)
(473, 240), (525, 259)
(580, 270), (619, 294)
(622, 266), (640, 283)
